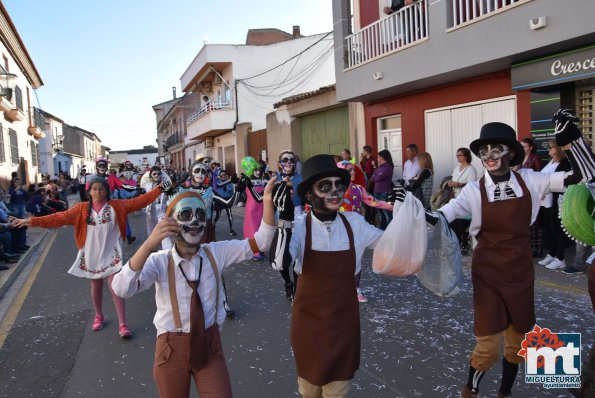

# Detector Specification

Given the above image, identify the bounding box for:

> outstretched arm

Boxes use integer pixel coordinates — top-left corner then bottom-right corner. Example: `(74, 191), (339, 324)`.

(553, 109), (595, 185)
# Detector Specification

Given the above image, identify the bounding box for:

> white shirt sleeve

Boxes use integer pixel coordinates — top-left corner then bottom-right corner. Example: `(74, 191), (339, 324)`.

(439, 183), (474, 223)
(112, 253), (163, 299)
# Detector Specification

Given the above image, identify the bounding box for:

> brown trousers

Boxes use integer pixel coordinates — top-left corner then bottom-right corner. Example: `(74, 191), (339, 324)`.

(153, 325), (232, 398)
(470, 324), (525, 371)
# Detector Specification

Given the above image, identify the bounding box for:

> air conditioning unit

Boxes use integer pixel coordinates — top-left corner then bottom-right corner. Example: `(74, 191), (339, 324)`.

(204, 137), (214, 148)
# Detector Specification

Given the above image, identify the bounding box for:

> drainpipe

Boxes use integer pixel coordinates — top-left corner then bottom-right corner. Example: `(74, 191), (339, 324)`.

(233, 79), (239, 130)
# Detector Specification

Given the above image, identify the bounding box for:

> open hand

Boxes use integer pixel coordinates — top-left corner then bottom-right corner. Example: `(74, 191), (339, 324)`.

(159, 180), (172, 192)
(12, 218), (30, 228)
(388, 185), (407, 204)
(272, 180), (295, 221)
(148, 218), (181, 248)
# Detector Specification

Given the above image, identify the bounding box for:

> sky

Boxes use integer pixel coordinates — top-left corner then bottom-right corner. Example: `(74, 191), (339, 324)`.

(2, 0), (334, 151)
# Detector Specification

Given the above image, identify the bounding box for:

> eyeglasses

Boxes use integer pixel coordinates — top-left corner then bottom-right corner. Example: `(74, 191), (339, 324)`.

(97, 164), (107, 168)
(176, 207), (207, 223)
(280, 157), (296, 164)
(478, 144), (509, 161)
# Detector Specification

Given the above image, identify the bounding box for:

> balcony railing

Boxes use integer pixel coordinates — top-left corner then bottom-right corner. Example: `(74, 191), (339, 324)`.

(186, 100), (234, 126)
(345, 0), (428, 69)
(451, 0), (523, 28)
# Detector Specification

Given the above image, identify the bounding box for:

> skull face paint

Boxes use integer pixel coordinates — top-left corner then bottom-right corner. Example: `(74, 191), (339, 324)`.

(479, 144), (512, 175)
(172, 196), (208, 246)
(279, 152), (296, 175)
(150, 171), (161, 183)
(253, 168), (262, 179)
(191, 163), (210, 185)
(96, 162), (108, 176)
(310, 176), (346, 212)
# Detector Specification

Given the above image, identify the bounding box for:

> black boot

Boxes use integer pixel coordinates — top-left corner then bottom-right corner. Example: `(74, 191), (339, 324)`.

(463, 365), (485, 397)
(498, 358), (518, 397)
(284, 282), (294, 301)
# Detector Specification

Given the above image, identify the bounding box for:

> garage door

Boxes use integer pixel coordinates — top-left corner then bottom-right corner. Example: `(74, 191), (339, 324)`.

(300, 106), (350, 161)
(425, 96), (516, 190)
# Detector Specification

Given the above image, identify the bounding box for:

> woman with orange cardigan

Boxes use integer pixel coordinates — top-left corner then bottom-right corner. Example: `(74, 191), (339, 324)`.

(14, 176), (170, 338)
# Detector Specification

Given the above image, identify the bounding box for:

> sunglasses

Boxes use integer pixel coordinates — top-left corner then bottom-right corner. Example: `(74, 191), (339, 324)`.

(176, 207), (207, 223)
(280, 157), (296, 164)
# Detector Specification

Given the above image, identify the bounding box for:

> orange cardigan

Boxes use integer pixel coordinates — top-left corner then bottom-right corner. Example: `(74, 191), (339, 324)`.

(31, 187), (162, 249)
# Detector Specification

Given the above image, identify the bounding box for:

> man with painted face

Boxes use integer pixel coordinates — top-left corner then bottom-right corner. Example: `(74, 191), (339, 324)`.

(112, 178), (277, 398)
(177, 159), (244, 316)
(389, 110), (595, 398)
(269, 154), (406, 398)
(121, 160), (138, 187)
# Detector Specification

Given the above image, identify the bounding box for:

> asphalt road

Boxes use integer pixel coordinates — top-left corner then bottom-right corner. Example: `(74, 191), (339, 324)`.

(0, 207), (592, 398)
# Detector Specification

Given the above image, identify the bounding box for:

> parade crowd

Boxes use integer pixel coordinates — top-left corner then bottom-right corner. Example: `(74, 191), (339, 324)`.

(5, 109), (594, 397)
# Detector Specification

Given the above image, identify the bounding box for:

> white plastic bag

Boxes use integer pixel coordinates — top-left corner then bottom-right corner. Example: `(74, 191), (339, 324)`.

(372, 191), (427, 276)
(416, 212), (462, 297)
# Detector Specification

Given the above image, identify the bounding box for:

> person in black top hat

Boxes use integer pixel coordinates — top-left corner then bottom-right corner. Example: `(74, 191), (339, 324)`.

(390, 110), (595, 398)
(269, 154), (405, 397)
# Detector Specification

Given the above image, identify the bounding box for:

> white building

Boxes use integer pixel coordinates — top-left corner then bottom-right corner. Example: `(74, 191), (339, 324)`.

(178, 26), (336, 172)
(0, 3), (44, 186)
(110, 147), (159, 170)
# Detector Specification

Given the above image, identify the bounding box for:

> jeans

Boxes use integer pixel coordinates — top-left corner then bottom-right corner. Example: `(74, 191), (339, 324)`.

(374, 192), (392, 230)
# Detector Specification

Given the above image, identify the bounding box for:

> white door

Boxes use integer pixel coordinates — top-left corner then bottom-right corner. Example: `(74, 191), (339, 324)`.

(425, 96), (517, 190)
(377, 115), (403, 183)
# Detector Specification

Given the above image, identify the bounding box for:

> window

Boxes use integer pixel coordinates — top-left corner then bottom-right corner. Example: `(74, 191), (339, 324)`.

(14, 85), (22, 111)
(31, 142), (36, 166)
(8, 128), (18, 164)
(0, 123), (4, 163)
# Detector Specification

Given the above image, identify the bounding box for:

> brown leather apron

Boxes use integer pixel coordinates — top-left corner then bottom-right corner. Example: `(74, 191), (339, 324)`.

(291, 212), (360, 386)
(472, 172), (535, 336)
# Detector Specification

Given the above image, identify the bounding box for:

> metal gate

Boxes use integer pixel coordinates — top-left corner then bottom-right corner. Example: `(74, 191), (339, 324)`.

(300, 106), (350, 161)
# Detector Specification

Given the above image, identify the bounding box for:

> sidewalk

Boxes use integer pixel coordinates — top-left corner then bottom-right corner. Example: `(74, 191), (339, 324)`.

(0, 193), (80, 300)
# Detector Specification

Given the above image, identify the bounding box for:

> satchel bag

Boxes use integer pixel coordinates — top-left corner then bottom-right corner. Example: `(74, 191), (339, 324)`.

(372, 191), (427, 276)
(416, 212), (462, 297)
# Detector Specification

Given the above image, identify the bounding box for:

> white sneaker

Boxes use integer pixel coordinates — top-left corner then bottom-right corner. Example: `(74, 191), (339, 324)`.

(538, 254), (555, 266)
(546, 258), (566, 270)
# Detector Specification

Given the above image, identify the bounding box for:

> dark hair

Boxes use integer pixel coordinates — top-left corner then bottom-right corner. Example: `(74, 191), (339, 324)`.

(86, 177), (111, 224)
(362, 145), (372, 153)
(378, 149), (394, 166)
(406, 144), (419, 153)
(456, 147), (472, 164)
(332, 155), (342, 163)
(343, 148), (351, 156)
(10, 178), (20, 188)
(520, 137), (537, 153)
(150, 165), (161, 173)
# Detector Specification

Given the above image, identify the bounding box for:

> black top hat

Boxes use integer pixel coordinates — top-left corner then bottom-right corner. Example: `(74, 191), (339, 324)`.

(469, 122), (524, 166)
(297, 154), (350, 204)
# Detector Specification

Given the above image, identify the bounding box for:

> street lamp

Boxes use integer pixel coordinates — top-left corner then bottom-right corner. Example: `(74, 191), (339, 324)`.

(0, 71), (17, 100)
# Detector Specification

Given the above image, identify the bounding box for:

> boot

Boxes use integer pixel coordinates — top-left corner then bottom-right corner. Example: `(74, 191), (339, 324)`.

(284, 282), (294, 301)
(461, 365), (485, 397)
(498, 358), (518, 397)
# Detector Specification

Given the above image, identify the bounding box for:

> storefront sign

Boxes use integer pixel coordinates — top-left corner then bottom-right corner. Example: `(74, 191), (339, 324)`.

(512, 45), (595, 90)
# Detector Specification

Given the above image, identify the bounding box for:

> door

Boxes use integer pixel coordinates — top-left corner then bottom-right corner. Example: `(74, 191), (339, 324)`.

(377, 115), (402, 182)
(425, 96), (516, 190)
(300, 106), (350, 161)
(223, 145), (235, 173)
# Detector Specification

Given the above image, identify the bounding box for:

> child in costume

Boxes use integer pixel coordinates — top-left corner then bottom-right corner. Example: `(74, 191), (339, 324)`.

(112, 178), (277, 398)
(141, 166), (169, 243)
(390, 110), (595, 398)
(213, 170), (237, 237)
(14, 176), (171, 338)
(241, 156), (269, 260)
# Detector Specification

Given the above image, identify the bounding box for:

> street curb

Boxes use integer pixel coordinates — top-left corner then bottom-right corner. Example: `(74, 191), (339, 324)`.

(0, 229), (51, 300)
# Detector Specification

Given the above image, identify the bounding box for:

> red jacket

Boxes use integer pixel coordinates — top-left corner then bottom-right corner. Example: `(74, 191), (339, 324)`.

(31, 187), (161, 249)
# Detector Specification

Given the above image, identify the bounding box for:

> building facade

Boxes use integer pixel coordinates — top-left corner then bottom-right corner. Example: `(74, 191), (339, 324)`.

(332, 0), (595, 187)
(178, 27), (336, 173)
(0, 2), (44, 186)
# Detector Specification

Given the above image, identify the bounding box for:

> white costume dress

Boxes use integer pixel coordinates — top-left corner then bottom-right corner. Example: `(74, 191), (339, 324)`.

(69, 204), (123, 279)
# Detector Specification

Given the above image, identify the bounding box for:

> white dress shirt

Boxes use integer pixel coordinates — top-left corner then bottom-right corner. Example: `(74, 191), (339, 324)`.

(439, 169), (566, 237)
(112, 222), (276, 336)
(403, 157), (421, 183)
(290, 212), (383, 275)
